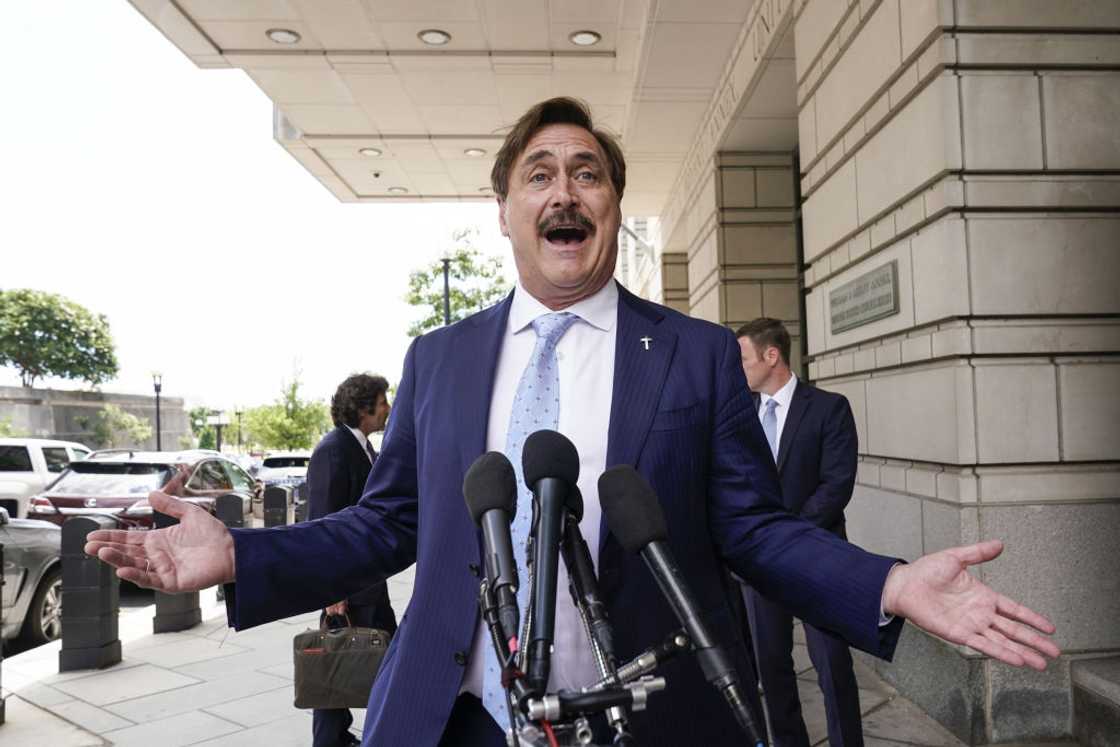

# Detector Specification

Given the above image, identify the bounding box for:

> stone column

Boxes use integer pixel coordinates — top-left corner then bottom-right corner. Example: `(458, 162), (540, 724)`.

(680, 154), (804, 372)
(794, 0), (1120, 742)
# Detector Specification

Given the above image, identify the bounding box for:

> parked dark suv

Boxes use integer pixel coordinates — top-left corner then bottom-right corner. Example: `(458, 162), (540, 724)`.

(26, 450), (258, 529)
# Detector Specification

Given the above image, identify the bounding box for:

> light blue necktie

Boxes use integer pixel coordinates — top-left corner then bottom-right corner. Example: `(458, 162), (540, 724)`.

(482, 311), (578, 729)
(762, 398), (779, 462)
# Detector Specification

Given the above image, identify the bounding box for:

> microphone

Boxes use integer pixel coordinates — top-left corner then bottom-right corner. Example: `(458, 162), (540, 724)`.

(463, 451), (520, 646)
(559, 486), (617, 669)
(521, 429), (580, 695)
(598, 466), (765, 747)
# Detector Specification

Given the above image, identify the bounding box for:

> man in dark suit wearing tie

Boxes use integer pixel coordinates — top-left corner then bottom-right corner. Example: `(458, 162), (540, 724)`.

(308, 373), (398, 747)
(86, 97), (1059, 747)
(737, 318), (863, 746)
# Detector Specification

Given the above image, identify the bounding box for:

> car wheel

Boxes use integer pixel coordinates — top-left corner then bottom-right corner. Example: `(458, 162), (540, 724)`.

(19, 567), (62, 646)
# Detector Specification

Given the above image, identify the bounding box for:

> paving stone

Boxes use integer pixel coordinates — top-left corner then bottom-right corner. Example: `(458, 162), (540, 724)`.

(201, 683), (296, 728)
(101, 709), (243, 747)
(13, 682), (75, 708)
(1, 695), (105, 746)
(862, 696), (968, 746)
(52, 663), (201, 706)
(128, 636), (250, 668)
(191, 712), (310, 746)
(52, 699), (135, 734)
(105, 670), (289, 723)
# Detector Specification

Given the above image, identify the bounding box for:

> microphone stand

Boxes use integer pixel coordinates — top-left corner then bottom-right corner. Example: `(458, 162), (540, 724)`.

(479, 579), (524, 747)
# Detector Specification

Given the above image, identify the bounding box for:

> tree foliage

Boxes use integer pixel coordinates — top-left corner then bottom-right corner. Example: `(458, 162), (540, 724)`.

(186, 406), (218, 450)
(242, 377), (329, 451)
(0, 417), (26, 438)
(405, 229), (509, 337)
(78, 404), (153, 449)
(0, 289), (119, 388)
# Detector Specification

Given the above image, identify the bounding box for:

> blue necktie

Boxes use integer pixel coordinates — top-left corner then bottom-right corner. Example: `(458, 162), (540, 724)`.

(481, 311), (578, 729)
(762, 398), (779, 462)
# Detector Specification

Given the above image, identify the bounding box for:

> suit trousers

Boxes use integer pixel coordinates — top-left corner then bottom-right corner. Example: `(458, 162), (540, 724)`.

(312, 591), (398, 747)
(744, 586), (863, 747)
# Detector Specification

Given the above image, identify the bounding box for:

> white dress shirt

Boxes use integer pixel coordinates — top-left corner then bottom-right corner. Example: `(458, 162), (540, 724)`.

(462, 279), (618, 698)
(757, 373), (798, 453)
(347, 425), (373, 463)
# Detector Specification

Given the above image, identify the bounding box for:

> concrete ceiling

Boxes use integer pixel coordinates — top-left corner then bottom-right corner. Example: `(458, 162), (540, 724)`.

(128, 0), (787, 216)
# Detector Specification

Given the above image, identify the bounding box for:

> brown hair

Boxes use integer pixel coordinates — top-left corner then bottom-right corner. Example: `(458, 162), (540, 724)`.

(735, 318), (791, 365)
(490, 97), (626, 200)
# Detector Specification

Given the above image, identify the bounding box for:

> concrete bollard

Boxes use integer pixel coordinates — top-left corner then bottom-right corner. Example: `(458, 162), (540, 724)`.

(263, 486), (290, 528)
(152, 510), (201, 633)
(60, 516), (122, 671)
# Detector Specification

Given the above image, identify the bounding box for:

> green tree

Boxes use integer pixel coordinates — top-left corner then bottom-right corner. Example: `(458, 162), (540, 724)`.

(0, 417), (27, 437)
(78, 404), (153, 449)
(405, 229), (509, 337)
(243, 377), (329, 451)
(186, 406), (218, 450)
(0, 289), (119, 388)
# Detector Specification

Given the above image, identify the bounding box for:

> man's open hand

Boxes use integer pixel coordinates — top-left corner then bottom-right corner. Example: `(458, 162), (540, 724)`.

(84, 490), (235, 593)
(882, 539), (1060, 670)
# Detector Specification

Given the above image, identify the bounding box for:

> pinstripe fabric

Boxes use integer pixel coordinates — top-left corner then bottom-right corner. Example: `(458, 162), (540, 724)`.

(227, 283), (904, 747)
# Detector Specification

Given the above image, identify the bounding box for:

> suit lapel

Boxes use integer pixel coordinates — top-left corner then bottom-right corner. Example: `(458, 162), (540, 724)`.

(776, 382), (811, 473)
(601, 285), (677, 555)
(454, 293), (513, 479)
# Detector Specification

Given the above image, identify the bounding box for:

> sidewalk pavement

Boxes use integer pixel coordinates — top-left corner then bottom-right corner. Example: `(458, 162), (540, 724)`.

(1, 570), (1072, 746)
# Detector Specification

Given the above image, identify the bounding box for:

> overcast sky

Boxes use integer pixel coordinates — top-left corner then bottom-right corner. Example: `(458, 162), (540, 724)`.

(1, 0), (515, 411)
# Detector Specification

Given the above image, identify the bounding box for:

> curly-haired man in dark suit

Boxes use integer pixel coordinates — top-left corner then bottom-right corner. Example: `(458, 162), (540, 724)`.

(308, 373), (398, 747)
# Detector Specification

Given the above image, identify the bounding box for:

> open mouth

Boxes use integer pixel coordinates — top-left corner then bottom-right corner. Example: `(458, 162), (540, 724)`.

(544, 225), (590, 245)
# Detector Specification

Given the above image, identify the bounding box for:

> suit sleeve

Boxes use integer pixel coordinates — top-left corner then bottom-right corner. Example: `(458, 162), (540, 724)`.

(798, 395), (858, 531)
(224, 339), (421, 631)
(706, 330), (902, 658)
(307, 441), (350, 520)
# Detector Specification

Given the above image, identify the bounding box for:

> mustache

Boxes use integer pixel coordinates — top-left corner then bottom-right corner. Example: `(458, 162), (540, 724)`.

(538, 209), (596, 236)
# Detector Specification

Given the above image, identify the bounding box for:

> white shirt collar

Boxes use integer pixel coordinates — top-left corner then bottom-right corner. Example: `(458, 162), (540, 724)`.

(760, 373), (798, 410)
(347, 425), (369, 451)
(508, 279), (618, 335)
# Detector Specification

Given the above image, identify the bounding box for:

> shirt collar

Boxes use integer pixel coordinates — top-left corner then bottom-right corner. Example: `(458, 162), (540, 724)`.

(760, 373), (798, 410)
(346, 425), (368, 450)
(508, 279), (618, 335)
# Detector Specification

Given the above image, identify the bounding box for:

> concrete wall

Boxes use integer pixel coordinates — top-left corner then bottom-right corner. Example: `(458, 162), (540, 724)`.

(0, 386), (190, 452)
(794, 0), (1120, 742)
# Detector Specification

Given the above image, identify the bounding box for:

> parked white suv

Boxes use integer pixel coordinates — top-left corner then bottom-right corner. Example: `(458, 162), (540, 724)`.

(0, 438), (92, 518)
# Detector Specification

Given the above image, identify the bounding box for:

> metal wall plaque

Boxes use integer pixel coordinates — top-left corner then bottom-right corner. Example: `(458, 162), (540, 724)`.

(829, 260), (900, 334)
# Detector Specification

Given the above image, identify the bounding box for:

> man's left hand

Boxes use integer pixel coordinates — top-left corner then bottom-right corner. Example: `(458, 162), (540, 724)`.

(882, 539), (1060, 670)
(325, 599), (348, 618)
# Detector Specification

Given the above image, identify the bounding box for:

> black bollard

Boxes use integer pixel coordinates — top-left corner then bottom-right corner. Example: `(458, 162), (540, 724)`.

(152, 510), (201, 633)
(213, 494), (243, 603)
(263, 486), (290, 528)
(60, 516), (122, 671)
(293, 482), (308, 523)
(215, 493), (244, 529)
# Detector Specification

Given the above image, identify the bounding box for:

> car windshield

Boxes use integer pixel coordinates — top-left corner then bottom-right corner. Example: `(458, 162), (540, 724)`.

(48, 463), (175, 496)
(262, 457), (309, 469)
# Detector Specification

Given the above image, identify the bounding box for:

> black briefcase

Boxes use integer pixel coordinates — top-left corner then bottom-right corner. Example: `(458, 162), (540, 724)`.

(293, 616), (391, 709)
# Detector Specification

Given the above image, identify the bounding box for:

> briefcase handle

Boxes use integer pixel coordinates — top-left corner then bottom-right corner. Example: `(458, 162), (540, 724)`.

(323, 613), (352, 630)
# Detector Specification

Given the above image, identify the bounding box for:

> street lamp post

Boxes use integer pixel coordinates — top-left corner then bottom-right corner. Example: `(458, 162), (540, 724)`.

(235, 409), (243, 453)
(152, 373), (163, 451)
(441, 257), (451, 326)
(206, 411), (231, 453)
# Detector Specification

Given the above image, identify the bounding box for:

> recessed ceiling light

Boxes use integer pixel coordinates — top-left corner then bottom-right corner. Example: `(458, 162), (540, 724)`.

(266, 28), (301, 45)
(463, 148), (487, 158)
(417, 29), (451, 46)
(358, 147), (382, 157)
(568, 30), (601, 47)
(388, 186), (409, 194)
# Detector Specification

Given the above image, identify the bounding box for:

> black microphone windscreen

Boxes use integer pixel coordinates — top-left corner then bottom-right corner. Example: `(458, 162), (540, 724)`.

(598, 465), (668, 553)
(463, 451), (518, 524)
(522, 430), (580, 488)
(566, 485), (584, 522)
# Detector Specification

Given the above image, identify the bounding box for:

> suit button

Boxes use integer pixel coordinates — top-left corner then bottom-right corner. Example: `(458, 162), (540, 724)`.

(454, 651), (468, 666)
(468, 563), (481, 577)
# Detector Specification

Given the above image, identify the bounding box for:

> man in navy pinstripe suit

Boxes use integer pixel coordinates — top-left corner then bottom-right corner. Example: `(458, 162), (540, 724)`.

(87, 97), (1059, 747)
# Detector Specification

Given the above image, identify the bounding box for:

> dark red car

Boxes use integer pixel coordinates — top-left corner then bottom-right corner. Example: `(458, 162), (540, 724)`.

(26, 450), (257, 529)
